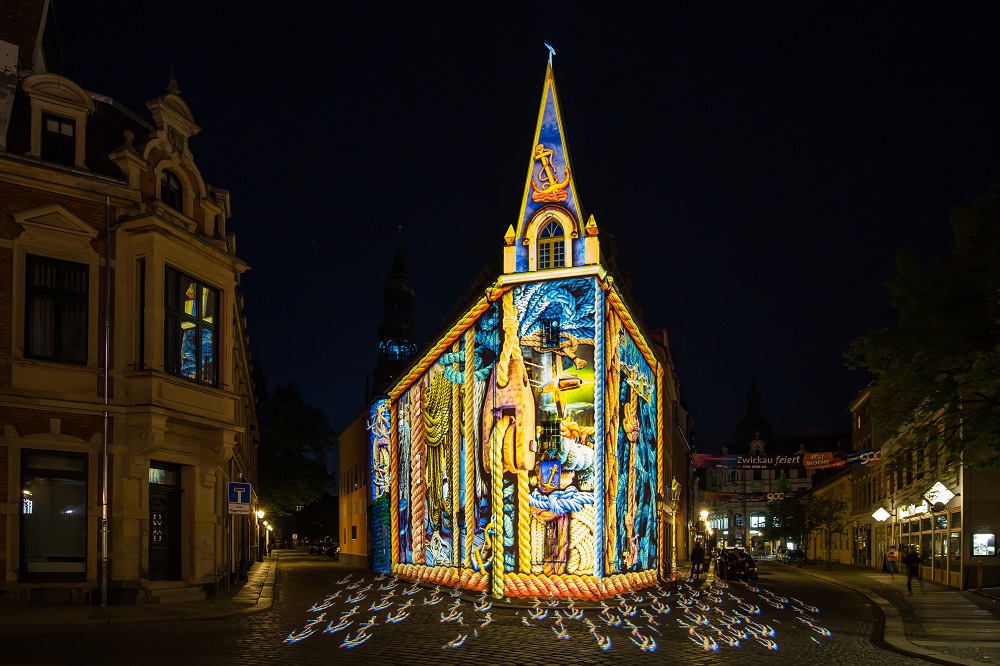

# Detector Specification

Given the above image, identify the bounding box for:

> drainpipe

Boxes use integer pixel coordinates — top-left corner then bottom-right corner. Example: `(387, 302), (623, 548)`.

(101, 195), (112, 606)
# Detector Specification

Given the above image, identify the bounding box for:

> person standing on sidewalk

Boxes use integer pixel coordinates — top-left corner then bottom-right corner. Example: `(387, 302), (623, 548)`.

(690, 541), (706, 580)
(903, 546), (923, 593)
(886, 547), (898, 578)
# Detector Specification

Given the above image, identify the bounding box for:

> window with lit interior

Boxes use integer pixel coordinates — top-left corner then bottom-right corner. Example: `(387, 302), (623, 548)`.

(24, 254), (88, 364)
(164, 266), (218, 385)
(537, 219), (565, 269)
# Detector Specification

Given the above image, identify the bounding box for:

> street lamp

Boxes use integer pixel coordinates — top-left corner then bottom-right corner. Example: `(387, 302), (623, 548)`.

(256, 511), (266, 560)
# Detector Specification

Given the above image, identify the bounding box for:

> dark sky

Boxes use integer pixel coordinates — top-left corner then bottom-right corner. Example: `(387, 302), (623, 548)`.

(55, 3), (1000, 451)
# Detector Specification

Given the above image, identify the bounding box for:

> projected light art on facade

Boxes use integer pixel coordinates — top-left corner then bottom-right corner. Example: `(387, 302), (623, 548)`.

(369, 62), (666, 600)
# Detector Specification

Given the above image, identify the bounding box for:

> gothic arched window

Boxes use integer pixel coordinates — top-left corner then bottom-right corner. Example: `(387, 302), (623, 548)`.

(537, 219), (565, 269)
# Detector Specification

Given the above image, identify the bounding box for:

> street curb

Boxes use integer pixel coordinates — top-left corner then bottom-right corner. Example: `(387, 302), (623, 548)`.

(795, 566), (985, 666)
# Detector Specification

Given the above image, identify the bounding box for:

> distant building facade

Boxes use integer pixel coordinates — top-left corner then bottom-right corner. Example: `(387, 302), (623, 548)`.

(697, 383), (848, 555)
(846, 385), (1000, 589)
(0, 1), (257, 604)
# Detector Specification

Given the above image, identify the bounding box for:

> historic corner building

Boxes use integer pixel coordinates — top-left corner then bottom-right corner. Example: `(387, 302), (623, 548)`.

(0, 2), (258, 605)
(847, 386), (1000, 590)
(365, 64), (685, 601)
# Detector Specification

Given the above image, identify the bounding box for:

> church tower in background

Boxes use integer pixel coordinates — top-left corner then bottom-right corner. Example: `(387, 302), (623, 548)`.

(373, 227), (418, 394)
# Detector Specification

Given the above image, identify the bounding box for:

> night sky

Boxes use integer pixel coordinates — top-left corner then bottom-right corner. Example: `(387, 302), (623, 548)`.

(54, 3), (1000, 452)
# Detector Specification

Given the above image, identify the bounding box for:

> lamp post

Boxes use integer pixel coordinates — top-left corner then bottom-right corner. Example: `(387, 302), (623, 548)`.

(256, 510), (265, 561)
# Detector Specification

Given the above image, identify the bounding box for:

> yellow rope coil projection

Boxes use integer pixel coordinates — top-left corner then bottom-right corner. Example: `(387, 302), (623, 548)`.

(463, 328), (476, 567)
(490, 417), (506, 598)
(451, 346), (461, 567)
(567, 504), (596, 574)
(424, 371), (451, 535)
(392, 564), (658, 601)
(517, 470), (531, 573)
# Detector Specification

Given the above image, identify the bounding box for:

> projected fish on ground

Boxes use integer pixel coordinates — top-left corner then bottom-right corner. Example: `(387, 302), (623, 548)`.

(281, 573), (834, 654)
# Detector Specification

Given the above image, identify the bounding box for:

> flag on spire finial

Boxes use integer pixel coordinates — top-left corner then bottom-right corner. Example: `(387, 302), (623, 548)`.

(544, 41), (556, 67)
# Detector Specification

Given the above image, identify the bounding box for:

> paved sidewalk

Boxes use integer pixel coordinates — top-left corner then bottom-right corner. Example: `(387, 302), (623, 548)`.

(773, 560), (1000, 666)
(0, 552), (277, 625)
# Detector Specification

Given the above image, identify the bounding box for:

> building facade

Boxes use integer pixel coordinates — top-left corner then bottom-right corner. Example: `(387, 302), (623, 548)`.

(363, 63), (683, 601)
(0, 1), (258, 605)
(697, 384), (847, 556)
(848, 386), (1000, 589)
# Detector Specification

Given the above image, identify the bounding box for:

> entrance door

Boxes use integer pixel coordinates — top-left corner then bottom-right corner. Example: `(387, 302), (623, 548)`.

(149, 486), (181, 580)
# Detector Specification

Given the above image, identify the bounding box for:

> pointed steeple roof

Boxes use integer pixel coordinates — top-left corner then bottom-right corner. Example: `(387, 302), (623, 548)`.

(374, 227), (418, 392)
(516, 61), (585, 233)
(504, 55), (600, 274)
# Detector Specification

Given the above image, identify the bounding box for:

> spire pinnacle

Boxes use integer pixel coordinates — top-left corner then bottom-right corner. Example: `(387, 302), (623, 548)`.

(544, 41), (556, 68)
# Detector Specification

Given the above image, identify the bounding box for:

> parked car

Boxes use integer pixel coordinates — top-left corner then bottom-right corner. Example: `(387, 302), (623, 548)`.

(715, 547), (758, 581)
(309, 540), (335, 556)
(782, 549), (807, 565)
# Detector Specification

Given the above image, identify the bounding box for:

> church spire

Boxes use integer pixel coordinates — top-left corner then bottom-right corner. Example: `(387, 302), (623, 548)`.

(374, 226), (418, 393)
(503, 48), (600, 274)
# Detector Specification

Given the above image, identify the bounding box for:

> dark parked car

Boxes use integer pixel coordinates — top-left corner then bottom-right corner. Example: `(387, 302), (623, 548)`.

(715, 547), (758, 581)
(782, 549), (807, 565)
(309, 540), (340, 559)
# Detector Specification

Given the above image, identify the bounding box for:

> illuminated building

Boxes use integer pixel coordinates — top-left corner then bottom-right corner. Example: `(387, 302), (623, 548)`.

(365, 61), (683, 600)
(0, 1), (258, 604)
(849, 385), (1000, 589)
(697, 383), (847, 556)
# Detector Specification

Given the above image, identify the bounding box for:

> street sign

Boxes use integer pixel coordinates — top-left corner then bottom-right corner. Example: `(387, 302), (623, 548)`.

(228, 482), (251, 515)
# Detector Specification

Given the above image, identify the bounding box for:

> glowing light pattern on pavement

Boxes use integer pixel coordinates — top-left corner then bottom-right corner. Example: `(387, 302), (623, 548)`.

(282, 572), (835, 655)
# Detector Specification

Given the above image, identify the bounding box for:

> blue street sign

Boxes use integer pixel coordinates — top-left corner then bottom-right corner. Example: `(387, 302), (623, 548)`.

(228, 482), (251, 504)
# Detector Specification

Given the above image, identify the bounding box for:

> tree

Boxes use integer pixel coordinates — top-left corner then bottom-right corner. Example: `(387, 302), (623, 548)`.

(846, 184), (1000, 472)
(255, 363), (335, 516)
(804, 494), (850, 568)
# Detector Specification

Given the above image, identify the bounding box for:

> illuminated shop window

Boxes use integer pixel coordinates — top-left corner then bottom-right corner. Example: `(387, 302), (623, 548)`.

(750, 512), (766, 529)
(161, 170), (183, 211)
(21, 450), (87, 579)
(164, 266), (218, 386)
(24, 254), (88, 364)
(537, 220), (565, 269)
(41, 113), (75, 166)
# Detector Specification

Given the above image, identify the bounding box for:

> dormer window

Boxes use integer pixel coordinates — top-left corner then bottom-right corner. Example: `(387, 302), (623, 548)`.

(161, 170), (183, 211)
(537, 219), (565, 269)
(41, 113), (75, 167)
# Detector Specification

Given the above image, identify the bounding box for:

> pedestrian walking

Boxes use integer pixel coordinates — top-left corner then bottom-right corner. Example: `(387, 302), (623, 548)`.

(690, 542), (706, 580)
(903, 546), (923, 593)
(886, 547), (898, 578)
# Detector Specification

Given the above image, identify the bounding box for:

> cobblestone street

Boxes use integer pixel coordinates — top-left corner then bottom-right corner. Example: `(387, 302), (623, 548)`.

(0, 552), (944, 666)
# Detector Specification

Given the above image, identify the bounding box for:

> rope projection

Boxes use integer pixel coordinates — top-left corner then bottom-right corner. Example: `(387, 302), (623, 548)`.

(614, 324), (658, 573)
(385, 275), (660, 598)
(391, 563), (657, 600)
(410, 383), (426, 564)
(593, 283), (605, 577)
(604, 307), (620, 572)
(424, 371), (453, 565)
(397, 394), (413, 563)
